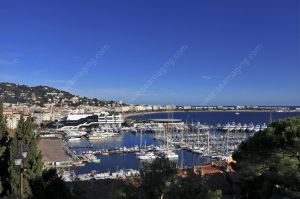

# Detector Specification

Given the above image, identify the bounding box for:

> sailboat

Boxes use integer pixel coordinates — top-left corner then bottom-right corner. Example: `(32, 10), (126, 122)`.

(136, 129), (157, 161)
(160, 114), (178, 160)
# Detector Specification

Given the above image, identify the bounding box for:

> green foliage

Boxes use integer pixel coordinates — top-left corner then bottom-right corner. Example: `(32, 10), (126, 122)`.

(0, 102), (10, 196)
(7, 132), (19, 195)
(110, 181), (139, 199)
(30, 168), (73, 199)
(0, 82), (116, 107)
(232, 116), (300, 198)
(140, 155), (177, 198)
(0, 102), (73, 198)
(109, 156), (222, 199)
(165, 170), (221, 199)
(7, 116), (43, 198)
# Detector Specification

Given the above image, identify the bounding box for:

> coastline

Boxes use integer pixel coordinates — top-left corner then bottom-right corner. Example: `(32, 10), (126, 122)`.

(123, 110), (300, 119)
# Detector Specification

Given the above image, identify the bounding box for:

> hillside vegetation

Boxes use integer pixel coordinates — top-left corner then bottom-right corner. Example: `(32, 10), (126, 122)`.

(0, 82), (116, 107)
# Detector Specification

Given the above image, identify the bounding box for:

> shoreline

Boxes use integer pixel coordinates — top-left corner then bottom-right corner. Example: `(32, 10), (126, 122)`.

(123, 110), (300, 119)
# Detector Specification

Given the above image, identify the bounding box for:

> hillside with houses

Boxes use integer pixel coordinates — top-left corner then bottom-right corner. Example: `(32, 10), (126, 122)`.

(0, 82), (117, 107)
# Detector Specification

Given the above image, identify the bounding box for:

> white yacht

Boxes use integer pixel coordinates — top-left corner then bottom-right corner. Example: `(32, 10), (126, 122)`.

(88, 129), (119, 140)
(88, 129), (105, 140)
(260, 123), (267, 131)
(65, 130), (87, 138)
(192, 147), (206, 154)
(247, 123), (254, 131)
(165, 151), (178, 159)
(222, 123), (230, 131)
(101, 130), (119, 137)
(68, 137), (81, 141)
(241, 124), (248, 131)
(254, 125), (261, 132)
(159, 150), (179, 159)
(136, 152), (157, 160)
(229, 122), (236, 131)
(235, 123), (242, 131)
(84, 154), (101, 163)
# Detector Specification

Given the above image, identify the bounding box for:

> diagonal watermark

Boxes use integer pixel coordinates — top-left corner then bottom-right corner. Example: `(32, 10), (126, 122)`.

(201, 44), (263, 105)
(63, 45), (110, 91)
(129, 45), (188, 103)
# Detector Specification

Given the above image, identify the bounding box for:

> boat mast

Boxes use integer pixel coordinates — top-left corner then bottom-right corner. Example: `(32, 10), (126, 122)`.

(207, 130), (210, 155)
(197, 127), (200, 150)
(226, 130), (229, 154)
(140, 129), (143, 151)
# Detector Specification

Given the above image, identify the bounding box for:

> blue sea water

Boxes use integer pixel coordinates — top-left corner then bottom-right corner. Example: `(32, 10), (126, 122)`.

(72, 111), (300, 174)
(132, 111), (300, 125)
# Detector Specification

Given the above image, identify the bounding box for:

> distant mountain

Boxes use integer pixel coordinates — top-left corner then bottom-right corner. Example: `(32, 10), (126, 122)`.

(0, 82), (117, 107)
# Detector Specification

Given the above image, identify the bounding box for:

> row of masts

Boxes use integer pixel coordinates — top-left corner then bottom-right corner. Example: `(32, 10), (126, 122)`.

(148, 111), (268, 159)
(153, 124), (256, 159)
(134, 111), (271, 160)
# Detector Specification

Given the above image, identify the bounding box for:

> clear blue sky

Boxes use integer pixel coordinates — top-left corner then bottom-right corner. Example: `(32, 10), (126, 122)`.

(0, 0), (299, 106)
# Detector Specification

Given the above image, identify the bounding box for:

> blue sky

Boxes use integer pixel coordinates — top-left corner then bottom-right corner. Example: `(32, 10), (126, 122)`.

(0, 0), (299, 105)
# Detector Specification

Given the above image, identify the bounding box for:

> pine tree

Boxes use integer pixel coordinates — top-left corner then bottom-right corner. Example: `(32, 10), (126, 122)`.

(22, 117), (43, 196)
(0, 102), (10, 196)
(232, 116), (300, 198)
(7, 126), (19, 195)
(8, 116), (43, 198)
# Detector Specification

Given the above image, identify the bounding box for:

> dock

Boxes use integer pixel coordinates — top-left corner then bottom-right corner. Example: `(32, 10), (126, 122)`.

(82, 145), (156, 155)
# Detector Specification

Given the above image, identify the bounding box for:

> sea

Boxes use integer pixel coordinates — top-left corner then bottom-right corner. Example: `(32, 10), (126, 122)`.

(71, 111), (300, 174)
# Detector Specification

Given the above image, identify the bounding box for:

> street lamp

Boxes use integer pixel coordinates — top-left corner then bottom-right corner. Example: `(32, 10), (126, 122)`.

(14, 154), (22, 166)
(14, 139), (27, 199)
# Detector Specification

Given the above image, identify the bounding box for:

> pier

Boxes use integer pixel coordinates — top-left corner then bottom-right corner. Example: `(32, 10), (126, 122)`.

(81, 145), (156, 155)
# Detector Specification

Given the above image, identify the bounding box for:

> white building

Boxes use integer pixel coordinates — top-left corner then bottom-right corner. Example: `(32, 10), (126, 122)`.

(183, 106), (192, 110)
(121, 106), (130, 113)
(33, 112), (52, 124)
(134, 105), (146, 112)
(59, 112), (123, 130)
(6, 114), (21, 129)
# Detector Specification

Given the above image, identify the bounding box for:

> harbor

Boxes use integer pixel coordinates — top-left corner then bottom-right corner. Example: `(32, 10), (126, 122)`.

(36, 111), (300, 180)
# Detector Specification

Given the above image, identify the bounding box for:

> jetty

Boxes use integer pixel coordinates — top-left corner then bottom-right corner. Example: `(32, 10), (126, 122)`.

(81, 145), (156, 155)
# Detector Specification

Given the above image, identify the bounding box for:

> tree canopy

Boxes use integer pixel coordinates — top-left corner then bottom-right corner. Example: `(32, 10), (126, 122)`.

(0, 102), (10, 196)
(112, 156), (221, 199)
(7, 116), (44, 197)
(0, 102), (74, 199)
(139, 155), (178, 198)
(232, 116), (300, 198)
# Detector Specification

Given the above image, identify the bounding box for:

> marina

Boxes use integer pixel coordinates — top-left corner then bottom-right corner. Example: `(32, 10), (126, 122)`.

(1, 2), (299, 198)
(38, 111), (300, 179)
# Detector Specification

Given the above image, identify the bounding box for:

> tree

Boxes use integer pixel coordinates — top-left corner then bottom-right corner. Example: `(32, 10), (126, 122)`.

(139, 155), (177, 199)
(165, 170), (221, 199)
(232, 116), (300, 198)
(138, 156), (221, 199)
(30, 168), (73, 199)
(0, 103), (73, 198)
(7, 116), (43, 198)
(0, 102), (10, 196)
(110, 181), (139, 199)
